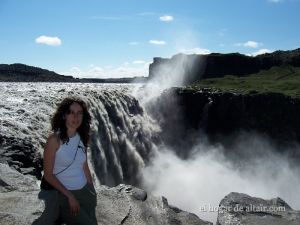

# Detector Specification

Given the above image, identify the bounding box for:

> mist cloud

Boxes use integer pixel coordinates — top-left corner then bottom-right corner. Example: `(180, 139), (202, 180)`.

(141, 133), (300, 223)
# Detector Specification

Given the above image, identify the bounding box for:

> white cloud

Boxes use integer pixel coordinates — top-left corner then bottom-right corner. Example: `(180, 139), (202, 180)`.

(35, 35), (61, 46)
(89, 66), (104, 73)
(114, 66), (148, 77)
(62, 63), (149, 79)
(235, 41), (261, 48)
(244, 41), (259, 48)
(68, 66), (104, 78)
(179, 47), (211, 55)
(250, 48), (273, 56)
(149, 40), (166, 45)
(69, 67), (81, 73)
(159, 15), (174, 22)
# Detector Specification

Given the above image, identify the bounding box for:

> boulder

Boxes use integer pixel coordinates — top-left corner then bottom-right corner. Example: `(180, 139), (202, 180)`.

(0, 163), (41, 225)
(0, 135), (43, 178)
(217, 192), (300, 225)
(96, 184), (212, 225)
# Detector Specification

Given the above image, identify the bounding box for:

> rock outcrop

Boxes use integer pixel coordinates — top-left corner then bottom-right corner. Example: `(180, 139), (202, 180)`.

(0, 163), (212, 225)
(217, 192), (300, 225)
(0, 134), (42, 178)
(148, 48), (300, 85)
(147, 87), (300, 149)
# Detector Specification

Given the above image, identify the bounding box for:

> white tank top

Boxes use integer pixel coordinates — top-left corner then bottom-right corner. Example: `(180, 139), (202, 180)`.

(53, 132), (87, 190)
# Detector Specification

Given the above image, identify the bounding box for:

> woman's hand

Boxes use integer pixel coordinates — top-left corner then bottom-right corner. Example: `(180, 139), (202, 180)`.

(68, 194), (80, 216)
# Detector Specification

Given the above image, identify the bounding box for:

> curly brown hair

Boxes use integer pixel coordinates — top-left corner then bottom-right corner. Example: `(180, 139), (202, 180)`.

(51, 97), (91, 147)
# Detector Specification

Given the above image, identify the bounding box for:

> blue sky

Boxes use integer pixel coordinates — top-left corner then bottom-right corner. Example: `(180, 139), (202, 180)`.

(1, 0), (300, 78)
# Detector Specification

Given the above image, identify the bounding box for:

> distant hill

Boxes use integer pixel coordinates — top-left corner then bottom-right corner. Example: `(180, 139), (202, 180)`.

(0, 63), (75, 82)
(0, 63), (147, 83)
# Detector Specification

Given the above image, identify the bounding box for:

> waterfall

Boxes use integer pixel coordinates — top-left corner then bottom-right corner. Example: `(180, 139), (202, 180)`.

(86, 88), (161, 186)
(0, 82), (160, 187)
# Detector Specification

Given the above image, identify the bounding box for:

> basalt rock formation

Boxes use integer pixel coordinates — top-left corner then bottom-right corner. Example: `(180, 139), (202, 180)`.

(146, 87), (300, 155)
(148, 48), (300, 85)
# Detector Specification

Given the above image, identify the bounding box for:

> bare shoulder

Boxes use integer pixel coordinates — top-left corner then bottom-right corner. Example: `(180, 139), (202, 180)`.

(44, 133), (60, 152)
(47, 132), (60, 143)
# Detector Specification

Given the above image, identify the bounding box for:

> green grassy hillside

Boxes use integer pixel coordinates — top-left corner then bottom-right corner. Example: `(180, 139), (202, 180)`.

(189, 65), (300, 98)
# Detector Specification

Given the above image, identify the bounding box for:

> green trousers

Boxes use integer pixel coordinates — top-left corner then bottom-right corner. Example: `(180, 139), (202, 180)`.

(58, 183), (98, 225)
(32, 189), (60, 225)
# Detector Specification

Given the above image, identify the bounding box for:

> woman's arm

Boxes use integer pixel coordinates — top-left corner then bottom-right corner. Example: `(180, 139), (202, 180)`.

(83, 149), (94, 185)
(43, 133), (80, 215)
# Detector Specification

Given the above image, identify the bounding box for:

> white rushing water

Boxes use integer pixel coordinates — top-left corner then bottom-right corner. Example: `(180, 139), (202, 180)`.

(0, 82), (160, 187)
(1, 82), (300, 224)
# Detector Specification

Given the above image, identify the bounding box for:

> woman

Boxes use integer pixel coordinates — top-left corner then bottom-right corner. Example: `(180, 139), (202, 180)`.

(41, 97), (97, 225)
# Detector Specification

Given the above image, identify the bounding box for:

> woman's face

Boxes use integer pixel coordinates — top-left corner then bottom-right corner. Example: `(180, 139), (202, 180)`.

(65, 102), (83, 131)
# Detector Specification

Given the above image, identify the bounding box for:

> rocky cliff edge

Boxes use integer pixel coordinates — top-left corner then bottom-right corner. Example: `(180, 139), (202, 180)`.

(0, 163), (212, 225)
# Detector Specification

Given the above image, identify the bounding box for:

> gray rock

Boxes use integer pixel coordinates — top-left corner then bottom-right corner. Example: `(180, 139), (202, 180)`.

(0, 163), (212, 225)
(95, 184), (212, 225)
(0, 190), (44, 225)
(0, 163), (38, 192)
(217, 192), (300, 225)
(0, 135), (43, 178)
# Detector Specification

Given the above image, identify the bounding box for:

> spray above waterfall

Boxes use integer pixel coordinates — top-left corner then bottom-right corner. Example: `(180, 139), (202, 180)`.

(134, 54), (207, 105)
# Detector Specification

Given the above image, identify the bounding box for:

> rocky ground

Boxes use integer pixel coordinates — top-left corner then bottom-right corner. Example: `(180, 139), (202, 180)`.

(217, 192), (300, 225)
(0, 163), (212, 225)
(1, 162), (299, 225)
